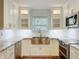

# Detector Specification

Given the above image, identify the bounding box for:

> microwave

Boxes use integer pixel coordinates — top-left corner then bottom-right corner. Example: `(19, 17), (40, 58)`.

(66, 12), (79, 27)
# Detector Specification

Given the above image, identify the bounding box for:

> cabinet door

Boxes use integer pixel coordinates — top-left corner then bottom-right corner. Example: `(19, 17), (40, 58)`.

(7, 45), (15, 59)
(0, 0), (3, 29)
(15, 41), (21, 59)
(52, 19), (61, 29)
(21, 40), (31, 56)
(0, 50), (7, 59)
(70, 46), (79, 59)
(19, 7), (30, 29)
(4, 0), (19, 29)
(70, 52), (79, 59)
(51, 7), (63, 29)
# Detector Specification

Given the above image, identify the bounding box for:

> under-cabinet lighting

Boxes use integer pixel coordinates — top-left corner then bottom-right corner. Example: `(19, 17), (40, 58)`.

(20, 10), (29, 14)
(53, 10), (61, 14)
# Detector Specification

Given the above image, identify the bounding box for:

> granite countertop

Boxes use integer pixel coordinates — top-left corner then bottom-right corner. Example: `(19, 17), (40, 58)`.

(59, 39), (79, 45)
(0, 36), (79, 52)
(0, 37), (55, 52)
(71, 44), (79, 50)
(0, 37), (23, 52)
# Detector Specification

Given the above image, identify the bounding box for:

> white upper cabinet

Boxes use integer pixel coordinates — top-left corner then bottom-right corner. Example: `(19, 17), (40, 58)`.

(51, 7), (63, 29)
(19, 7), (30, 29)
(4, 0), (19, 29)
(63, 0), (79, 28)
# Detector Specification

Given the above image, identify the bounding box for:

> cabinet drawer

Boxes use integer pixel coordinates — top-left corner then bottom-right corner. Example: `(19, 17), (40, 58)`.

(70, 46), (79, 55)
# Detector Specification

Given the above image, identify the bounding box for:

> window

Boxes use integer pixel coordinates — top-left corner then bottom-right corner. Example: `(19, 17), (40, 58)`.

(32, 16), (49, 31)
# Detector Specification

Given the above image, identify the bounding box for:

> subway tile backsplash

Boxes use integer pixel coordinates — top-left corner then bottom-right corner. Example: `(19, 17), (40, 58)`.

(0, 30), (4, 39)
(0, 28), (79, 40)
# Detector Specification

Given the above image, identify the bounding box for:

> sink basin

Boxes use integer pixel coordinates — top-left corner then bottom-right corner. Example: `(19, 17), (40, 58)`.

(31, 37), (50, 44)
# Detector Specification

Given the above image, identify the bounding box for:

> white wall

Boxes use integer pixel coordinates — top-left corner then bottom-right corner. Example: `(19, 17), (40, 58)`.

(0, 28), (79, 41)
(47, 29), (79, 39)
(30, 9), (50, 16)
(15, 29), (79, 40)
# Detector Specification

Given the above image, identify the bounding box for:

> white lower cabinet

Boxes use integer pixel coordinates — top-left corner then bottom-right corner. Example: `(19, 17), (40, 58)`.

(0, 45), (15, 59)
(0, 50), (7, 59)
(6, 45), (15, 59)
(21, 39), (31, 56)
(70, 52), (79, 59)
(70, 46), (79, 59)
(22, 39), (59, 56)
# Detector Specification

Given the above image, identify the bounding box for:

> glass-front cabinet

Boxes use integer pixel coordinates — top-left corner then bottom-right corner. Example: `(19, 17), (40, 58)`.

(19, 7), (30, 29)
(51, 7), (63, 29)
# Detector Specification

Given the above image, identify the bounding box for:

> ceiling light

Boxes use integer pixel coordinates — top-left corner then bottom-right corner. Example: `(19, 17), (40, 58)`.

(53, 10), (61, 14)
(20, 10), (29, 14)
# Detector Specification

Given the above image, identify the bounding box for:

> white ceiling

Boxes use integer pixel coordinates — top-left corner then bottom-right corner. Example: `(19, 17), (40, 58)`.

(14, 0), (68, 9)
